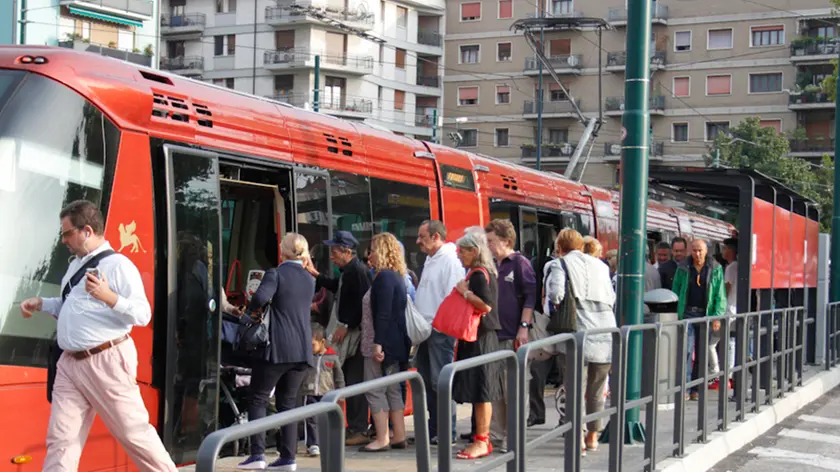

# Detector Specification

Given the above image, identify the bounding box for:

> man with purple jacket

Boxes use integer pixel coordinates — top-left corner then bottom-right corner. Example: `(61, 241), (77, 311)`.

(485, 219), (537, 452)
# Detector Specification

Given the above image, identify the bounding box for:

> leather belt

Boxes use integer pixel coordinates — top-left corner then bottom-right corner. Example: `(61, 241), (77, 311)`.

(69, 334), (130, 360)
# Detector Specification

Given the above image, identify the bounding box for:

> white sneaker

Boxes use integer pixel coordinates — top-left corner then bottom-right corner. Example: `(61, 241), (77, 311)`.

(308, 445), (320, 456)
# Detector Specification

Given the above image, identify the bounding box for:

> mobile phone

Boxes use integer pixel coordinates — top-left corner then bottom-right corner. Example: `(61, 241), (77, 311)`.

(86, 268), (101, 279)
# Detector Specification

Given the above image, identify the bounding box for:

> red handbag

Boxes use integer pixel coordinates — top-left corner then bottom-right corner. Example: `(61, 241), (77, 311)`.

(432, 268), (490, 342)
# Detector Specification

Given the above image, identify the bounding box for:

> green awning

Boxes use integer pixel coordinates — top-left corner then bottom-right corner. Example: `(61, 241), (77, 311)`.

(68, 6), (144, 28)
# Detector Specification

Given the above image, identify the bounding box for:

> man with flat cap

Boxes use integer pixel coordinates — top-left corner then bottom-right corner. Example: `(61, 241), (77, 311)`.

(305, 230), (372, 445)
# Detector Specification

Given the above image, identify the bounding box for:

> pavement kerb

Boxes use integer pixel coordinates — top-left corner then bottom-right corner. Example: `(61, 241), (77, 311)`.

(656, 366), (840, 472)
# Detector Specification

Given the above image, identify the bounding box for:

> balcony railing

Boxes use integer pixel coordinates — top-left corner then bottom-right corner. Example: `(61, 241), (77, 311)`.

(605, 95), (666, 113)
(264, 48), (307, 66)
(160, 13), (206, 28)
(524, 55), (582, 72)
(608, 3), (668, 23)
(415, 113), (436, 127)
(417, 29), (443, 47)
(789, 91), (833, 106)
(416, 74), (440, 88)
(790, 39), (839, 58)
(58, 39), (152, 67)
(604, 141), (664, 157)
(265, 93), (307, 107)
(160, 55), (204, 72)
(523, 99), (580, 115)
(527, 10), (583, 19)
(521, 143), (574, 158)
(267, 2), (374, 28)
(789, 137), (835, 153)
(61, 0), (153, 18)
(322, 52), (375, 72)
(607, 50), (666, 68)
(320, 97), (373, 114)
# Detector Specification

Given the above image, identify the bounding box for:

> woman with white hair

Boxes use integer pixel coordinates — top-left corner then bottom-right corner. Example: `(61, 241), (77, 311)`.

(238, 233), (317, 471)
(451, 227), (504, 460)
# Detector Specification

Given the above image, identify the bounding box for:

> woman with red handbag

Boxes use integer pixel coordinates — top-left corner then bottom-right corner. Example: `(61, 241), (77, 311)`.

(447, 227), (504, 460)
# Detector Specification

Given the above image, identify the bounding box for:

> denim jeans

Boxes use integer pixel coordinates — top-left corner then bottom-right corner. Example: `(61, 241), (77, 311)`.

(416, 329), (457, 439)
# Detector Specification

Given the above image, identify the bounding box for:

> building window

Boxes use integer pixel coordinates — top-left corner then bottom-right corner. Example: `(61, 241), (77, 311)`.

(751, 25), (784, 47)
(216, 0), (236, 13)
(498, 0), (512, 19)
(749, 72), (782, 93)
(706, 74), (731, 95)
(395, 48), (406, 69)
(496, 85), (510, 104)
(705, 122), (730, 141)
(377, 86), (383, 109)
(461, 2), (481, 21)
(548, 38), (571, 56)
(550, 88), (568, 101)
(460, 45), (479, 64)
(548, 128), (568, 144)
(551, 0), (572, 16)
(215, 35), (235, 56)
(394, 90), (405, 110)
(674, 31), (691, 51)
(81, 21), (91, 40)
(213, 78), (235, 89)
(673, 76), (690, 97)
(495, 128), (510, 147)
(672, 123), (689, 142)
(461, 129), (478, 147)
(759, 119), (782, 134)
(273, 75), (294, 97)
(708, 28), (733, 50)
(497, 42), (512, 61)
(458, 86), (479, 105)
(397, 6), (408, 28)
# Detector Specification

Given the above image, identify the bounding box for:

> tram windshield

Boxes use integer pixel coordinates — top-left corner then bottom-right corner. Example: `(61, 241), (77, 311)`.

(0, 70), (119, 369)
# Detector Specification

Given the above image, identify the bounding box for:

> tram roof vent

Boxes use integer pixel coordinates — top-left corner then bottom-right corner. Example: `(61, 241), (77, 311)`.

(324, 133), (353, 157)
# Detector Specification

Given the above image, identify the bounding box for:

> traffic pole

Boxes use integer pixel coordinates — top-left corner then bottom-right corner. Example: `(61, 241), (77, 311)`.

(831, 46), (840, 303)
(432, 108), (438, 144)
(616, 0), (652, 444)
(313, 55), (320, 112)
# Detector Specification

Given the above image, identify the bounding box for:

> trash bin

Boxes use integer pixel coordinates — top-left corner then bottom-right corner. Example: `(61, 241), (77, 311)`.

(644, 288), (679, 407)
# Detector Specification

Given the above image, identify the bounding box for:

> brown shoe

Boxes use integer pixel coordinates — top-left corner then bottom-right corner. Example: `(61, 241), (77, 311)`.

(346, 432), (370, 446)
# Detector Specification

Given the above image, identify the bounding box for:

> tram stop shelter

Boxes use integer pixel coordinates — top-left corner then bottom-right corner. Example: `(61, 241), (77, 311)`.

(648, 166), (821, 362)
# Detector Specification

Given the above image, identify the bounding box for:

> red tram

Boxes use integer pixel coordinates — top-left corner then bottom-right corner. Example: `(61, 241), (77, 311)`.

(0, 46), (805, 470)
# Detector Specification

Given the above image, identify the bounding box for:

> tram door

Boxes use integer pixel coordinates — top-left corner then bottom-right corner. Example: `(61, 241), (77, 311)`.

(161, 145), (223, 464)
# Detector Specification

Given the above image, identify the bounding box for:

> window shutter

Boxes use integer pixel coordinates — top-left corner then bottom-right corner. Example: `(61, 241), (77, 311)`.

(459, 87), (479, 100)
(707, 75), (731, 95)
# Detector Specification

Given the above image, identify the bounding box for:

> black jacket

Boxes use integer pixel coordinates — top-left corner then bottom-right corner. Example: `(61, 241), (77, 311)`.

(658, 259), (679, 291)
(316, 257), (371, 330)
(249, 262), (316, 365)
(371, 270), (410, 367)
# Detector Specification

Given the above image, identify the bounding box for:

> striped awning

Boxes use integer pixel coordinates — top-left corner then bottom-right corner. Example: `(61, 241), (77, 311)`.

(68, 6), (143, 27)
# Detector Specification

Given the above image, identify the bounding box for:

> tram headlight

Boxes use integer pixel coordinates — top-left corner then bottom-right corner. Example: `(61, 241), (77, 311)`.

(11, 455), (33, 464)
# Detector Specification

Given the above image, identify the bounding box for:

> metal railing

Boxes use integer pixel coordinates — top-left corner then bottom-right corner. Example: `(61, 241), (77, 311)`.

(523, 99), (580, 115)
(319, 97), (374, 114)
(605, 95), (666, 113)
(266, 2), (375, 27)
(790, 41), (839, 57)
(416, 74), (441, 88)
(417, 29), (443, 47)
(607, 50), (666, 68)
(788, 91), (833, 105)
(196, 303), (836, 471)
(160, 13), (206, 28)
(263, 48), (307, 66)
(608, 2), (668, 22)
(789, 137), (835, 153)
(160, 56), (204, 72)
(524, 55), (582, 71)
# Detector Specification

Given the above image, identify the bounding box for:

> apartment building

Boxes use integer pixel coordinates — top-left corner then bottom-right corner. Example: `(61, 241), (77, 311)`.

(443, 0), (836, 188)
(159, 0), (444, 138)
(6, 0), (159, 67)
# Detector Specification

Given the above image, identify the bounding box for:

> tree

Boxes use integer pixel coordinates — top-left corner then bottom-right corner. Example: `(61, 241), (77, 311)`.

(822, 0), (839, 100)
(704, 117), (835, 231)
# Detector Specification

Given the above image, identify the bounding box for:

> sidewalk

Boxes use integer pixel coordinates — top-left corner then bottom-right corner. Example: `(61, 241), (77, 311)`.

(185, 364), (840, 471)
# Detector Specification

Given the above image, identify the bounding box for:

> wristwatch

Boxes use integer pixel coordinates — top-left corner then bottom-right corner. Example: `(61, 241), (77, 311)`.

(520, 321), (532, 329)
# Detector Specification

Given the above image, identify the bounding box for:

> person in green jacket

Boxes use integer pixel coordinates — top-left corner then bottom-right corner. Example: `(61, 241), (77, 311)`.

(671, 239), (727, 400)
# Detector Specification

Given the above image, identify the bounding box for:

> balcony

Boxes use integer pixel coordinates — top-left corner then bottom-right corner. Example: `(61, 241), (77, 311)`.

(790, 38), (838, 63)
(606, 50), (666, 72)
(789, 137), (835, 157)
(523, 99), (580, 118)
(604, 95), (666, 116)
(608, 3), (668, 26)
(788, 90), (835, 110)
(603, 141), (664, 161)
(527, 10), (583, 19)
(417, 29), (443, 47)
(524, 55), (582, 75)
(320, 96), (374, 120)
(265, 93), (308, 107)
(265, 2), (374, 30)
(263, 48), (374, 75)
(416, 73), (440, 88)
(60, 0), (152, 19)
(161, 13), (206, 38)
(58, 39), (151, 67)
(160, 56), (204, 75)
(415, 112), (436, 127)
(521, 143), (575, 159)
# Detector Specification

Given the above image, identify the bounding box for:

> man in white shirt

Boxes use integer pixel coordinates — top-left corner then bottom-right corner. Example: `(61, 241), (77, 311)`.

(20, 200), (176, 472)
(414, 220), (465, 445)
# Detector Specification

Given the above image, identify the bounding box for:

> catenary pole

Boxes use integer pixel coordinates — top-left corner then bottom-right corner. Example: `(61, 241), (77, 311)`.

(831, 45), (840, 302)
(616, 0), (651, 443)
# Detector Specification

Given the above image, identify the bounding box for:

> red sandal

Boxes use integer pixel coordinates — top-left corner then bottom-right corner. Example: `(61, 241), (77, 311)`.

(456, 434), (493, 460)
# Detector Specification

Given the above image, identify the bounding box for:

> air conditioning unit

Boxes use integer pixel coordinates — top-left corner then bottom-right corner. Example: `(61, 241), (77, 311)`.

(609, 144), (621, 155)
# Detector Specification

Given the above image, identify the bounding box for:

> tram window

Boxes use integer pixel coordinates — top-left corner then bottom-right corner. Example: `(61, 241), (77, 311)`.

(440, 164), (476, 192)
(0, 71), (119, 368)
(295, 172), (331, 275)
(578, 214), (593, 236)
(370, 178), (431, 275)
(330, 171), (372, 257)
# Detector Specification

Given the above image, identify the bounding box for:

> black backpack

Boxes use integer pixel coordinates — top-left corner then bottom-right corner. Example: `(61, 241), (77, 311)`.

(47, 250), (115, 403)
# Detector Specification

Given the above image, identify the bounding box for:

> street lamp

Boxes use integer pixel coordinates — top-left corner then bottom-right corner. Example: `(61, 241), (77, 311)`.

(713, 135), (759, 168)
